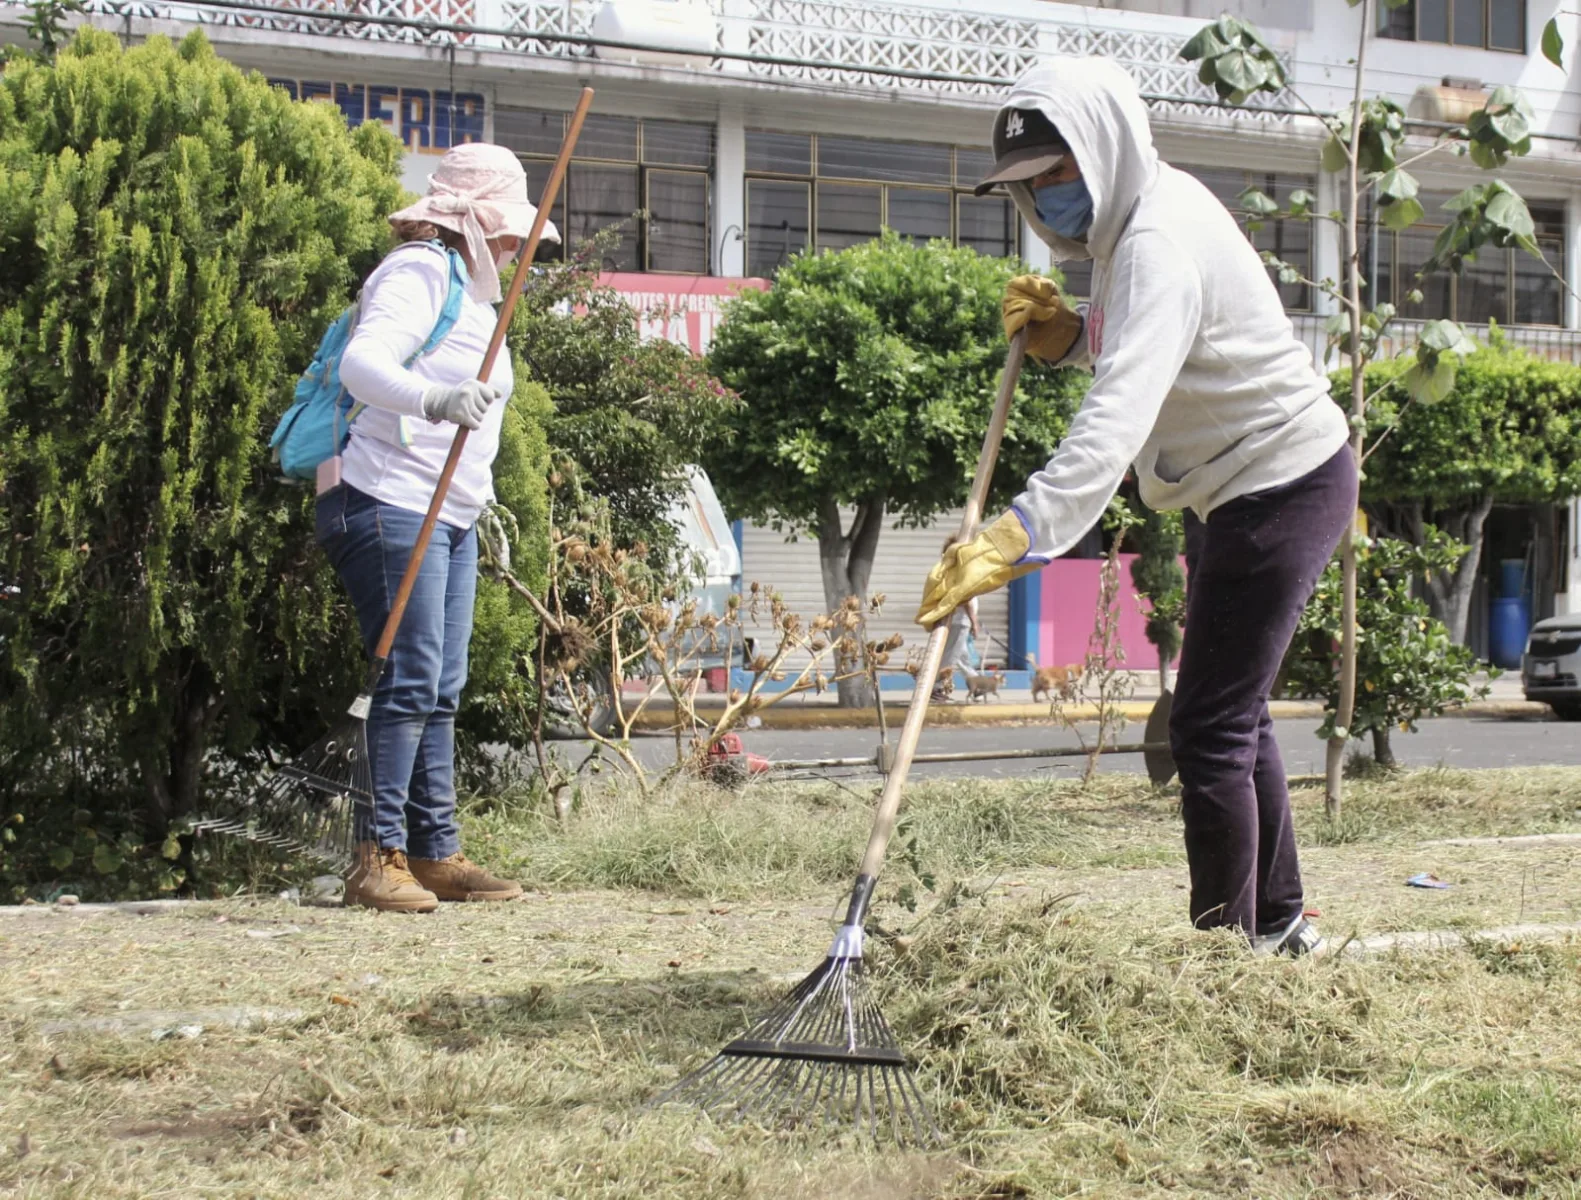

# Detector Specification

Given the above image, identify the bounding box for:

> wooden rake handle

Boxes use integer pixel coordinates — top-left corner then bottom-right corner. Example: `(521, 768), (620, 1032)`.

(368, 88), (595, 668)
(843, 329), (1028, 920)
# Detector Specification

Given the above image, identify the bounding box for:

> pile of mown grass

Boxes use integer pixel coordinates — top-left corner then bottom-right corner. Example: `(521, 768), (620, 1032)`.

(7, 767), (1581, 1198)
(876, 897), (1581, 1196)
(461, 767), (1581, 901)
(461, 773), (1180, 900)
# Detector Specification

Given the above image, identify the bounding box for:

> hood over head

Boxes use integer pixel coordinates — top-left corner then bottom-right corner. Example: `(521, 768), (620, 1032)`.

(993, 58), (1159, 264)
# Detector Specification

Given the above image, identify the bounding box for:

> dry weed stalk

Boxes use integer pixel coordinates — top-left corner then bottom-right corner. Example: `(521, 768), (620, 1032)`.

(536, 502), (892, 797)
(1047, 524), (1137, 782)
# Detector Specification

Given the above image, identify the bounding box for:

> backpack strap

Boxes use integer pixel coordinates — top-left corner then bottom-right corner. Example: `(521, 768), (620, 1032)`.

(412, 245), (469, 360)
(344, 241), (469, 443)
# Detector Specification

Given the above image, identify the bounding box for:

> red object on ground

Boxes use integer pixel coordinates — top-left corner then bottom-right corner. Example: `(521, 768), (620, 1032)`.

(704, 732), (772, 782)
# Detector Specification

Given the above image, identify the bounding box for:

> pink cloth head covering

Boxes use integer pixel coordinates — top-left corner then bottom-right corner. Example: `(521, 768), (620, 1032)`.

(388, 142), (561, 304)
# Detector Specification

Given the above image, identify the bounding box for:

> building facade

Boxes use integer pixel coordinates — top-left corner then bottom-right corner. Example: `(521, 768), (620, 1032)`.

(8, 0), (1580, 664)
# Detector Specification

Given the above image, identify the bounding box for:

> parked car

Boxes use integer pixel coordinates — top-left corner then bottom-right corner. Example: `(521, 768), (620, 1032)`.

(544, 465), (744, 737)
(1522, 614), (1581, 721)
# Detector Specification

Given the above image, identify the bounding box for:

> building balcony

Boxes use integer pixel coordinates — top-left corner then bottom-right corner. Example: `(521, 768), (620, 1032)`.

(64, 0), (1299, 119)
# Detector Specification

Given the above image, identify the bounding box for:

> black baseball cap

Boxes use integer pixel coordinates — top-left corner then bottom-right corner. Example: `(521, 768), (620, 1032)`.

(974, 106), (1068, 196)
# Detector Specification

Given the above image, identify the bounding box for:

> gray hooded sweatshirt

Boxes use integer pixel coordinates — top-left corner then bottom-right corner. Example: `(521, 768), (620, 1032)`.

(1002, 58), (1348, 562)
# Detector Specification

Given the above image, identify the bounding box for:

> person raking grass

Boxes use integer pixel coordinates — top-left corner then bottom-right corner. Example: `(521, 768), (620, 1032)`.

(318, 143), (557, 913)
(916, 58), (1356, 957)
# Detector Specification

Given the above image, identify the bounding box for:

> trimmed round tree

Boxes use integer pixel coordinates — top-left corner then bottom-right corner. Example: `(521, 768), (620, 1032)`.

(1129, 503), (1185, 693)
(0, 29), (548, 862)
(705, 232), (1089, 706)
(1343, 332), (1581, 647)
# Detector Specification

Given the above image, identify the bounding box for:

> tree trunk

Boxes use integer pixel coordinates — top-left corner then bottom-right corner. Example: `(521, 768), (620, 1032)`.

(816, 495), (886, 708)
(140, 677), (218, 839)
(1327, 0), (1372, 822)
(1371, 725), (1396, 770)
(1418, 493), (1495, 648)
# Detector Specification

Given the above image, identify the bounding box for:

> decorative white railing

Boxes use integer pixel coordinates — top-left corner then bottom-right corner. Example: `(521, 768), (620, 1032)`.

(735, 0), (1040, 99)
(1291, 313), (1581, 367)
(65, 0), (1297, 117)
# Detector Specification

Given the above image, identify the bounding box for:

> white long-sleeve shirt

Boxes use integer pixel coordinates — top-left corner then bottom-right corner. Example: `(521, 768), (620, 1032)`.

(998, 59), (1348, 562)
(338, 241), (513, 530)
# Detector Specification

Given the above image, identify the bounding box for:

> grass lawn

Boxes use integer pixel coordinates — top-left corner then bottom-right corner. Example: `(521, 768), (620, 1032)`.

(3, 767), (1581, 1197)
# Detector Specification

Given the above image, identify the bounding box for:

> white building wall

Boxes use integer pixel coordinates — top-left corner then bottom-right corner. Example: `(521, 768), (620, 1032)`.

(739, 511), (1012, 673)
(714, 105), (746, 276)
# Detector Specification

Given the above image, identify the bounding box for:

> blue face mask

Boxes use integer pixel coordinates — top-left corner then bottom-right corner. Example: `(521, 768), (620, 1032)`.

(1033, 178), (1095, 240)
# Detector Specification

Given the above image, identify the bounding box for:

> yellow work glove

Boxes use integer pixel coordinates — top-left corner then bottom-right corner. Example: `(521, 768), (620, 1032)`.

(1002, 274), (1083, 364)
(915, 511), (1037, 631)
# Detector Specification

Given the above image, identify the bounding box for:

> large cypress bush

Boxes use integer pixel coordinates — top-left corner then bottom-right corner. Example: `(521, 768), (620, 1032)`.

(0, 29), (548, 889)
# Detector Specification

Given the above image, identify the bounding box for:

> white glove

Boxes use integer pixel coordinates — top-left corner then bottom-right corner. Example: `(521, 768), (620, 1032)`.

(421, 380), (502, 430)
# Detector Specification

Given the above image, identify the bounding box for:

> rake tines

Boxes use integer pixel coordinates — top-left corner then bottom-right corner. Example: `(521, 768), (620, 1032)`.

(653, 941), (939, 1146)
(193, 718), (373, 871)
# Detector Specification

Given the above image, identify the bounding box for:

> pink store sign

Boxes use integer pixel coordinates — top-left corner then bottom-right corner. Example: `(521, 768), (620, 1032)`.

(599, 274), (769, 356)
(1037, 554), (1188, 674)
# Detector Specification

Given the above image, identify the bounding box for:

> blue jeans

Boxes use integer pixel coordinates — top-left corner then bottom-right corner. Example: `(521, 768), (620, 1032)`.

(315, 484), (476, 859)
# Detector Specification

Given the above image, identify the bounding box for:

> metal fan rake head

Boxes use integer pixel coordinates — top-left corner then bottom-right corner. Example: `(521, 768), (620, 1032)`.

(652, 932), (940, 1146)
(193, 718), (373, 872)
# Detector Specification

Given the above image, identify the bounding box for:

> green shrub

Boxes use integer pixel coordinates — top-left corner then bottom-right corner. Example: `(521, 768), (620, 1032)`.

(1281, 529), (1490, 766)
(0, 29), (549, 897)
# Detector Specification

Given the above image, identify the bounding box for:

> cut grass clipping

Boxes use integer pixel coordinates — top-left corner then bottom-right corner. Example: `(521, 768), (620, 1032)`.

(4, 767), (1581, 1197)
(463, 767), (1581, 901)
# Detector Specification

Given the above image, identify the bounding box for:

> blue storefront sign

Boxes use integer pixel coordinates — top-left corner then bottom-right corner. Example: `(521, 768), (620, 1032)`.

(268, 78), (486, 154)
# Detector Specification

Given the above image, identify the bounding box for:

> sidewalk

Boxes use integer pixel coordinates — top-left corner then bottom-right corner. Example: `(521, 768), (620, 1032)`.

(629, 672), (1545, 731)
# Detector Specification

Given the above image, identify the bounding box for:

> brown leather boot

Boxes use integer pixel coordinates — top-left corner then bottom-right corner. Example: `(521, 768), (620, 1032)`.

(343, 844), (439, 913)
(408, 852), (524, 902)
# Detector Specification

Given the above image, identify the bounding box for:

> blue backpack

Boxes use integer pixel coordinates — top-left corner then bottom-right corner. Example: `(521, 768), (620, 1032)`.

(270, 242), (468, 481)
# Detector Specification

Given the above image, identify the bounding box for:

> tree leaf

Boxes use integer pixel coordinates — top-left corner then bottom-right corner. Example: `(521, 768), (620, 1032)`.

(1486, 99), (1531, 146)
(1402, 354), (1459, 405)
(1485, 190), (1535, 241)
(49, 846), (74, 869)
(1238, 186), (1279, 216)
(1214, 48), (1267, 94)
(1377, 169), (1418, 202)
(1543, 18), (1565, 68)
(92, 842), (123, 875)
(1381, 196), (1424, 232)
(1321, 136), (1349, 174)
(1418, 318), (1468, 354)
(1179, 24), (1229, 63)
(1287, 189), (1314, 215)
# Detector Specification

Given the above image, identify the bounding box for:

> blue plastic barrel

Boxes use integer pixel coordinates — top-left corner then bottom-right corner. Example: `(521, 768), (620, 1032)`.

(1499, 559), (1527, 600)
(1489, 596), (1531, 669)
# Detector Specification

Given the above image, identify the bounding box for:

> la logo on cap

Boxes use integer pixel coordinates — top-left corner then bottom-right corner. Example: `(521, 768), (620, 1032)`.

(1005, 111), (1025, 139)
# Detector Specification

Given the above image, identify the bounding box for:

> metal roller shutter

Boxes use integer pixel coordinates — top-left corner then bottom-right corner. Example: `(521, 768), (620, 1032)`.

(739, 510), (1010, 675)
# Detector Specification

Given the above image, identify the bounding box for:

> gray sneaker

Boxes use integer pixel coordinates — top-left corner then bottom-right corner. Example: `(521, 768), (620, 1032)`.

(1253, 913), (1325, 958)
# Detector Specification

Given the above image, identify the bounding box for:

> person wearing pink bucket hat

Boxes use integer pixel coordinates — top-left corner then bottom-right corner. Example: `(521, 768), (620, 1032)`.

(319, 141), (560, 913)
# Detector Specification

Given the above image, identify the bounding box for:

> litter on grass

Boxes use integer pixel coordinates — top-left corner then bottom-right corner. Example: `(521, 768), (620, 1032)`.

(1406, 873), (1452, 889)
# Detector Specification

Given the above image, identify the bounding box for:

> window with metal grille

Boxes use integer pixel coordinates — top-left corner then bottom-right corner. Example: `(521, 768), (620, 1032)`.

(495, 109), (713, 274)
(1362, 192), (1566, 326)
(743, 131), (1020, 277)
(1178, 166), (1318, 312)
(1378, 0), (1527, 52)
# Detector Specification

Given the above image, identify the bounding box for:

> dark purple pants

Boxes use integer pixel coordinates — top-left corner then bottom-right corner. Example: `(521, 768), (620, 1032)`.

(1169, 446), (1358, 938)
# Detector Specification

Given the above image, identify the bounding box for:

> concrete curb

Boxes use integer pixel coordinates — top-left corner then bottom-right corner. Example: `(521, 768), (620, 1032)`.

(629, 698), (1549, 732)
(0, 899), (203, 919)
(1336, 922), (1581, 960)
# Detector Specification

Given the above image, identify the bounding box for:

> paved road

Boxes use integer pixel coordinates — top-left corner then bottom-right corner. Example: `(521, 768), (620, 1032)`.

(592, 711), (1581, 780)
